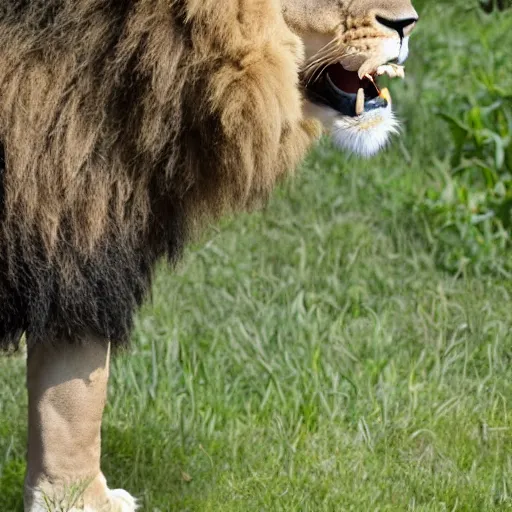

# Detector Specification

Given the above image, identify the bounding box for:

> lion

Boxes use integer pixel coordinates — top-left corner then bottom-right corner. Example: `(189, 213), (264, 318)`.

(0, 0), (417, 510)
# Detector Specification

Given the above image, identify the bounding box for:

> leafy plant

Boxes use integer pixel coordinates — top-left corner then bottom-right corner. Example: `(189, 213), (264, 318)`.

(412, 9), (512, 274)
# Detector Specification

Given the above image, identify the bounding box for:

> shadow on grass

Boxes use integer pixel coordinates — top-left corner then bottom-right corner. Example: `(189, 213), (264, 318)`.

(102, 423), (209, 510)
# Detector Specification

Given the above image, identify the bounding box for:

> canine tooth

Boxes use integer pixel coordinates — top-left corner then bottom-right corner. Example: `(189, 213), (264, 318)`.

(355, 88), (365, 116)
(379, 87), (392, 104)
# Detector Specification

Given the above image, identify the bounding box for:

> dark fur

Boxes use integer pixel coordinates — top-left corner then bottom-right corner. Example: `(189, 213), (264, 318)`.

(0, 0), (319, 347)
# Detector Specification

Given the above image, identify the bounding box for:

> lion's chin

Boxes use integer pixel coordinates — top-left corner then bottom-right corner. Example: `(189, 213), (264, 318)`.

(304, 101), (399, 158)
(330, 103), (399, 158)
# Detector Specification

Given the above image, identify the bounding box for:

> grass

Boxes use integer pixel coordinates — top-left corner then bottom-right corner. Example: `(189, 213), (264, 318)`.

(1, 1), (512, 511)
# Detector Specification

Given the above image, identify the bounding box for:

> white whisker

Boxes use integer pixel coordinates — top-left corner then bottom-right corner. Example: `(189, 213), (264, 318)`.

(301, 36), (346, 86)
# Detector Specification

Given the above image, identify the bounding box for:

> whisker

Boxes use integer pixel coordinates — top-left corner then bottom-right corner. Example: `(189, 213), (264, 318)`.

(301, 35), (347, 86)
(303, 51), (349, 87)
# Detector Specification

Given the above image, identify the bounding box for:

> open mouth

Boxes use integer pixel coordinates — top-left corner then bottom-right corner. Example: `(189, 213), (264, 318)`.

(303, 63), (393, 117)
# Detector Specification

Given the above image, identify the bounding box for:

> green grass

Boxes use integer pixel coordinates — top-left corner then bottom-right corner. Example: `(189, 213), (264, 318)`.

(1, 2), (512, 511)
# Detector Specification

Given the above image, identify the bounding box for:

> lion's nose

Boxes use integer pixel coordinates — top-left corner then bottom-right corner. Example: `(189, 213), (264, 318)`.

(375, 15), (418, 38)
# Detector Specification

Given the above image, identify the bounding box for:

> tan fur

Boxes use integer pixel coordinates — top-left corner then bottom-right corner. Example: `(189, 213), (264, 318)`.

(283, 0), (418, 80)
(25, 340), (137, 511)
(0, 0), (321, 345)
(0, 0), (317, 257)
(283, 0), (417, 31)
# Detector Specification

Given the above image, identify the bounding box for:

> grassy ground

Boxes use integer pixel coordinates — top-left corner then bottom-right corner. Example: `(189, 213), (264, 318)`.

(1, 2), (512, 511)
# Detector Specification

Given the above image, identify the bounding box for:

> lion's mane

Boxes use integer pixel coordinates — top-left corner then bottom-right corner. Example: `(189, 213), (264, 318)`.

(0, 0), (318, 347)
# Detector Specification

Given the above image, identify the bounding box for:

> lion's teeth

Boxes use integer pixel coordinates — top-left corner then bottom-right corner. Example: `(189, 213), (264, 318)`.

(355, 88), (365, 116)
(379, 87), (392, 104)
(376, 64), (405, 79)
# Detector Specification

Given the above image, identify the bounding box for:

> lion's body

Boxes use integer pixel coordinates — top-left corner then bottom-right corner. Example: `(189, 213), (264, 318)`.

(0, 1), (418, 510)
(0, 0), (317, 349)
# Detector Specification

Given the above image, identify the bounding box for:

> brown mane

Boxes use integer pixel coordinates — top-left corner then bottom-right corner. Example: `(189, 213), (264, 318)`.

(0, 0), (319, 346)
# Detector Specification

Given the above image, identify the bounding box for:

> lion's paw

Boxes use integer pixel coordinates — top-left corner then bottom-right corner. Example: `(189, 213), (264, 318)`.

(105, 488), (138, 512)
(25, 475), (139, 512)
(86, 474), (138, 512)
(76, 488), (137, 512)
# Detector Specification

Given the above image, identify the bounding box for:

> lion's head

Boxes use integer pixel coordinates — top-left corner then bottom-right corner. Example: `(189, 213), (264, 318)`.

(283, 0), (418, 157)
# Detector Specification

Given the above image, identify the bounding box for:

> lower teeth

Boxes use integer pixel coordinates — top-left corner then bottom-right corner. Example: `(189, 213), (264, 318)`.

(355, 88), (365, 116)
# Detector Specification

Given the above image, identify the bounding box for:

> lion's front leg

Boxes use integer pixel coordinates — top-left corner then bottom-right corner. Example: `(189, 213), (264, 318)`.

(24, 338), (137, 512)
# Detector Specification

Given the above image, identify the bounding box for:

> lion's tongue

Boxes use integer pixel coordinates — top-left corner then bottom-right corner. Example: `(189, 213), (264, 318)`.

(326, 64), (360, 94)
